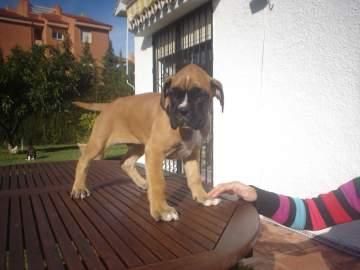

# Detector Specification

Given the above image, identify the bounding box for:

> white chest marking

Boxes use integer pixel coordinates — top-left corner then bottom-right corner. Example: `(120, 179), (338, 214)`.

(167, 130), (203, 159)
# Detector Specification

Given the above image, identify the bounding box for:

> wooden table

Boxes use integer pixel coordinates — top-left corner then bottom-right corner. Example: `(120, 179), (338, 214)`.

(0, 160), (259, 270)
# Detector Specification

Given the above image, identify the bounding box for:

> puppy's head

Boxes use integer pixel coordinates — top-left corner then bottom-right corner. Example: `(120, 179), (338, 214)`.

(160, 64), (224, 130)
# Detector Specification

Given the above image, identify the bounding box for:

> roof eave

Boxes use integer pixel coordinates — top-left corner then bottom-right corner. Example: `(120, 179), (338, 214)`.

(128, 0), (209, 36)
(75, 21), (112, 31)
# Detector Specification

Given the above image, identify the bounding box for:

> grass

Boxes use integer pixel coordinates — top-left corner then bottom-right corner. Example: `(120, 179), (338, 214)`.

(0, 144), (128, 166)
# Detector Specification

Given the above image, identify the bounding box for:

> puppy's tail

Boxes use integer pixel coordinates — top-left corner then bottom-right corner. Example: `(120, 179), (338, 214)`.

(72, 101), (108, 112)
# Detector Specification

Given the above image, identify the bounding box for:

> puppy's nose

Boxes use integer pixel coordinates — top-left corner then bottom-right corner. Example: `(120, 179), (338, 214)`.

(178, 106), (190, 117)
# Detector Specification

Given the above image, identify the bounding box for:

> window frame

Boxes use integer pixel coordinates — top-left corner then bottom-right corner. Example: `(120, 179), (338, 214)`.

(81, 30), (93, 44)
(52, 29), (64, 41)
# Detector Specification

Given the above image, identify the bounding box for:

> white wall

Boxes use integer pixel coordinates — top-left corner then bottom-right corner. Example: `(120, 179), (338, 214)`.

(134, 35), (153, 93)
(134, 35), (153, 164)
(212, 0), (360, 198)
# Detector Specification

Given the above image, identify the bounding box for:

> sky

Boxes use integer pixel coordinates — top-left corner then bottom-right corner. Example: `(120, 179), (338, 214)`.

(0, 0), (134, 56)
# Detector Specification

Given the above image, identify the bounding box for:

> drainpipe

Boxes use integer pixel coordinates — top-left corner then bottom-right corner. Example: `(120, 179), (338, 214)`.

(125, 18), (135, 91)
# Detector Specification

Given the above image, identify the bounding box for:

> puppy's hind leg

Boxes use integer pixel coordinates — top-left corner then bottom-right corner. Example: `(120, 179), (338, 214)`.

(120, 144), (147, 190)
(71, 140), (105, 199)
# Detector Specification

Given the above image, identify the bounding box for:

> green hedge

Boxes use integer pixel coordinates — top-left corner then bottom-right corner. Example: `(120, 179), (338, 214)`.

(18, 110), (96, 145)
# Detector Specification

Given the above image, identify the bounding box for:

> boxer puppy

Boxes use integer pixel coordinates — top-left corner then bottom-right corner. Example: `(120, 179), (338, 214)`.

(71, 64), (224, 221)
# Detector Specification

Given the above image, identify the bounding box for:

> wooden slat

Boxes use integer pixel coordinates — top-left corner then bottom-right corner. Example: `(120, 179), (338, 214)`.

(96, 163), (232, 227)
(104, 188), (191, 257)
(49, 193), (106, 270)
(85, 194), (160, 265)
(114, 185), (218, 248)
(100, 187), (191, 257)
(131, 251), (223, 270)
(10, 165), (18, 190)
(123, 183), (225, 234)
(90, 165), (205, 255)
(32, 195), (65, 270)
(42, 164), (61, 186)
(86, 163), (223, 248)
(92, 190), (176, 261)
(48, 163), (73, 185)
(9, 196), (24, 270)
(1, 166), (10, 190)
(40, 193), (85, 270)
(37, 163), (57, 186)
(25, 165), (36, 188)
(84, 164), (205, 255)
(0, 185), (70, 198)
(112, 185), (219, 243)
(110, 185), (207, 253)
(21, 195), (45, 270)
(72, 198), (143, 268)
(0, 161), (259, 270)
(0, 166), (3, 189)
(60, 191), (127, 270)
(31, 164), (45, 187)
(45, 162), (161, 265)
(88, 162), (225, 237)
(17, 165), (27, 189)
(0, 197), (9, 270)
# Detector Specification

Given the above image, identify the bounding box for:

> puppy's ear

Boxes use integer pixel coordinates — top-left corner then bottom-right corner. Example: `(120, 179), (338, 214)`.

(160, 76), (172, 110)
(211, 79), (224, 112)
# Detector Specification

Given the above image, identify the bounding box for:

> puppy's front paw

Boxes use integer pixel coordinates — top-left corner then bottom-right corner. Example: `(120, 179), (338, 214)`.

(202, 198), (222, 206)
(194, 193), (222, 207)
(71, 186), (91, 199)
(151, 204), (179, 222)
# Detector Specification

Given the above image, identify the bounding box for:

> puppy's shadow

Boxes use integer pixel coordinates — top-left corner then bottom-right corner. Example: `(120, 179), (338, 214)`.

(167, 183), (188, 207)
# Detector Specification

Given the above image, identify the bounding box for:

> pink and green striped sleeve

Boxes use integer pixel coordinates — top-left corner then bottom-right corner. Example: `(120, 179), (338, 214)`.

(252, 178), (360, 230)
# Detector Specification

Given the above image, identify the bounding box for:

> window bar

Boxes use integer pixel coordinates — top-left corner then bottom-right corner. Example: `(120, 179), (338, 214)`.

(152, 3), (213, 179)
(197, 11), (201, 65)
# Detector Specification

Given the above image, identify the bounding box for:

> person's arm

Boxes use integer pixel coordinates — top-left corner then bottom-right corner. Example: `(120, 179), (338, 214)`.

(209, 178), (360, 231)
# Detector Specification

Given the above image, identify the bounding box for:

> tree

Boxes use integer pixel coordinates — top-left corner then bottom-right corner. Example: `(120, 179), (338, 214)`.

(0, 46), (32, 147)
(100, 41), (134, 101)
(76, 42), (98, 100)
(0, 42), (81, 148)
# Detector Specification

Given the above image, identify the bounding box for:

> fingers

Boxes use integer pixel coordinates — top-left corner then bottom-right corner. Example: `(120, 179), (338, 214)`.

(208, 183), (236, 198)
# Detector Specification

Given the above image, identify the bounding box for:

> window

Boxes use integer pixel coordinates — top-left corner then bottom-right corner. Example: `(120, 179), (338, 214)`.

(34, 28), (42, 40)
(81, 30), (92, 44)
(153, 3), (213, 184)
(52, 30), (64, 40)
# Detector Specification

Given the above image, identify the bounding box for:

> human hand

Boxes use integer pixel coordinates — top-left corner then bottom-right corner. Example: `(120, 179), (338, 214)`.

(208, 181), (257, 202)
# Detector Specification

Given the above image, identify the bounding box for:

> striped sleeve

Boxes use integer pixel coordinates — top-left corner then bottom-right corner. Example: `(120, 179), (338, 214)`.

(252, 177), (360, 231)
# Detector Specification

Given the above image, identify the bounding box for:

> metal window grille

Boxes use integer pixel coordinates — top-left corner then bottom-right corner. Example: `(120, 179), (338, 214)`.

(153, 2), (213, 185)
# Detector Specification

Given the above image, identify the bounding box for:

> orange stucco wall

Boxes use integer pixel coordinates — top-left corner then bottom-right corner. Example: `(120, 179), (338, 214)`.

(0, 16), (110, 64)
(0, 20), (32, 58)
(74, 26), (109, 65)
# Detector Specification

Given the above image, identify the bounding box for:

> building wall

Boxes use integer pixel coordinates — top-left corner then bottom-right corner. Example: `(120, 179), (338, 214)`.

(0, 21), (32, 57)
(44, 25), (65, 48)
(89, 29), (109, 64)
(134, 35), (153, 93)
(133, 35), (153, 164)
(0, 14), (110, 64)
(68, 26), (109, 64)
(212, 0), (360, 198)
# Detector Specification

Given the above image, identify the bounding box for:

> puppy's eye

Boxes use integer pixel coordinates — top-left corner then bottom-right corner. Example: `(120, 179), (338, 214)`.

(169, 88), (185, 100)
(189, 88), (209, 100)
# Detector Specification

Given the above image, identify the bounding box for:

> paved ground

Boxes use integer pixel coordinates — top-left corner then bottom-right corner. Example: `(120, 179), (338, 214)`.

(242, 218), (360, 270)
